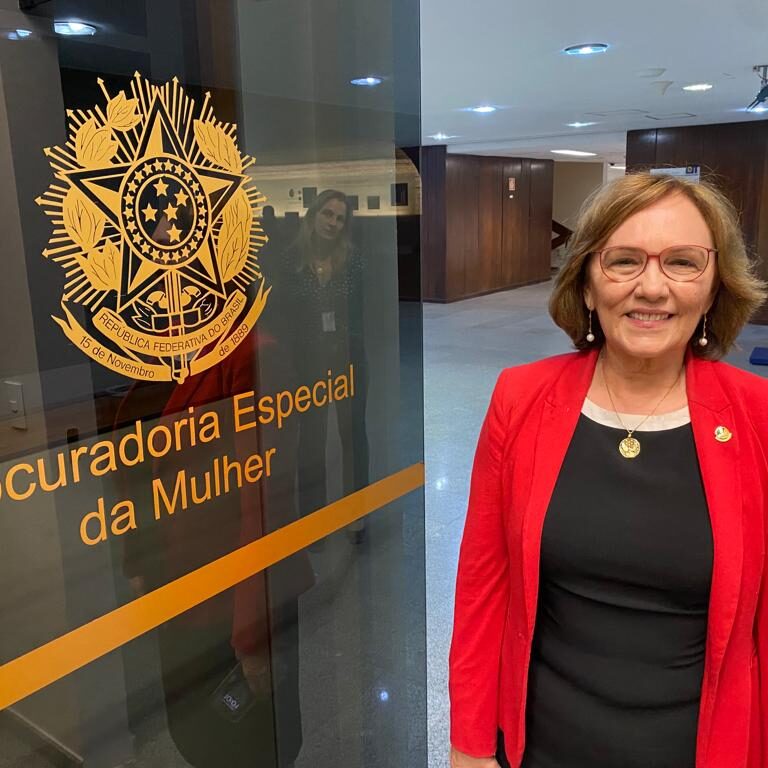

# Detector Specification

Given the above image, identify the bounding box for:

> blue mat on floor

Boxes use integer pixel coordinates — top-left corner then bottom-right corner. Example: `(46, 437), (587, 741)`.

(749, 347), (768, 365)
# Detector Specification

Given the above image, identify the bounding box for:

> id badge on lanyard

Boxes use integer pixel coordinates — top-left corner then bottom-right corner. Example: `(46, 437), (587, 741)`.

(322, 311), (336, 332)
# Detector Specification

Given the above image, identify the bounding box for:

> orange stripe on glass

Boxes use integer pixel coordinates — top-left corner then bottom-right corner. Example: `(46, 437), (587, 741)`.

(0, 463), (424, 710)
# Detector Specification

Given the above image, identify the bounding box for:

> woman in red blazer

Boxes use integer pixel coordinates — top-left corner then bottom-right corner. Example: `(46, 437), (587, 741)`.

(450, 173), (768, 768)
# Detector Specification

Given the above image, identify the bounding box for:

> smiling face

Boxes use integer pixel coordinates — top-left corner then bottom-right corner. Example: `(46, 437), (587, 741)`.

(584, 193), (718, 367)
(313, 198), (348, 241)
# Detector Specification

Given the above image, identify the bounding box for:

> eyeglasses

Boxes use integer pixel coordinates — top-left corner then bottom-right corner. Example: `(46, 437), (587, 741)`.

(595, 245), (716, 283)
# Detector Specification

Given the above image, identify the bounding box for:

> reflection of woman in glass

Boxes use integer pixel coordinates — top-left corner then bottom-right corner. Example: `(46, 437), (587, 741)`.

(116, 230), (312, 766)
(286, 190), (369, 536)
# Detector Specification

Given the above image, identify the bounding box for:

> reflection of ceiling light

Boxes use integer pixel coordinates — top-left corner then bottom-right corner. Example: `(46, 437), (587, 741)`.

(54, 21), (97, 36)
(551, 149), (597, 157)
(350, 76), (382, 87)
(465, 105), (496, 113)
(564, 43), (609, 56)
(567, 121), (598, 128)
(429, 133), (458, 141)
(7, 28), (32, 40)
(682, 83), (713, 91)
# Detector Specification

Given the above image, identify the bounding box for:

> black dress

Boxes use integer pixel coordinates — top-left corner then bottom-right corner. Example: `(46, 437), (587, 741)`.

(499, 401), (713, 768)
(283, 250), (369, 516)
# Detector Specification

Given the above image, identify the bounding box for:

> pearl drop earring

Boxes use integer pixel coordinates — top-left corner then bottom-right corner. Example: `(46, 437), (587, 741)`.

(698, 314), (708, 347)
(586, 310), (595, 343)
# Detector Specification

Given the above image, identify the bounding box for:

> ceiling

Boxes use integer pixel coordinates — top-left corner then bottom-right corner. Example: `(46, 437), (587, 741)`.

(420, 0), (768, 163)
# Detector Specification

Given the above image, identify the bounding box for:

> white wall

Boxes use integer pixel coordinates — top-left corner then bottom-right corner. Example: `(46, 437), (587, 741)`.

(552, 161), (605, 231)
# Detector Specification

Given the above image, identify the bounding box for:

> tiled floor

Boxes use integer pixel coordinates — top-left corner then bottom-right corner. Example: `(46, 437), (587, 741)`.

(423, 280), (768, 768)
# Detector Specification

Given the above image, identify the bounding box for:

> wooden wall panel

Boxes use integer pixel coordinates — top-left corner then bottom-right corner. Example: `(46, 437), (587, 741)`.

(423, 152), (554, 301)
(419, 145), (446, 301)
(654, 127), (703, 169)
(445, 154), (473, 299)
(698, 124), (764, 250)
(476, 159), (503, 294)
(444, 154), (461, 300)
(501, 158), (525, 287)
(528, 159), (554, 283)
(627, 121), (768, 324)
(460, 156), (481, 297)
(625, 130), (656, 167)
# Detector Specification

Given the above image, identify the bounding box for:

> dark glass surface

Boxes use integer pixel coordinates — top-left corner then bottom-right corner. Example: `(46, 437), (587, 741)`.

(0, 1), (425, 766)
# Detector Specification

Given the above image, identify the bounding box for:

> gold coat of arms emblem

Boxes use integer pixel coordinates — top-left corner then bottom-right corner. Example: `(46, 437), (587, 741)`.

(36, 74), (269, 383)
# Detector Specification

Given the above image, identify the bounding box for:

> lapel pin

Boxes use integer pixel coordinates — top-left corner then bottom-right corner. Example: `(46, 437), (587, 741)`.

(714, 426), (732, 443)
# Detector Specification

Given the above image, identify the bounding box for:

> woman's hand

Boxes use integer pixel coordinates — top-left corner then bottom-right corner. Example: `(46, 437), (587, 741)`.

(237, 650), (272, 696)
(450, 746), (500, 768)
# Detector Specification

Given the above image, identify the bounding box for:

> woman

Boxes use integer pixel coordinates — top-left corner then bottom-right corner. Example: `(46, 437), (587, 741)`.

(284, 190), (369, 533)
(449, 173), (768, 768)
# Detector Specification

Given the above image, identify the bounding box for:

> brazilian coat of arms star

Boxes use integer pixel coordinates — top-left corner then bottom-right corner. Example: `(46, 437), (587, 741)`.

(36, 73), (269, 383)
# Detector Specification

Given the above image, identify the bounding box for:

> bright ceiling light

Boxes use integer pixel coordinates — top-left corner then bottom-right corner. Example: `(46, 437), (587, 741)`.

(567, 121), (599, 128)
(551, 149), (598, 157)
(682, 83), (713, 92)
(54, 21), (97, 36)
(564, 43), (609, 56)
(429, 133), (458, 140)
(350, 76), (383, 87)
(612, 165), (626, 170)
(466, 105), (496, 113)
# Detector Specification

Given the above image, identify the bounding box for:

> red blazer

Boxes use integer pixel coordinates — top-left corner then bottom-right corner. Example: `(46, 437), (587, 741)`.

(449, 349), (768, 767)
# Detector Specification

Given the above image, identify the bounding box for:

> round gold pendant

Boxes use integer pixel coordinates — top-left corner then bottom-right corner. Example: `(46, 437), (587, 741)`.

(619, 436), (641, 459)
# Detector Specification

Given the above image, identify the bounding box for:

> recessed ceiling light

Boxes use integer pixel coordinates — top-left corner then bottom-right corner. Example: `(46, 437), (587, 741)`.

(462, 105), (497, 113)
(350, 76), (383, 87)
(564, 43), (609, 56)
(429, 133), (458, 140)
(551, 149), (598, 157)
(567, 121), (599, 128)
(612, 165), (626, 170)
(54, 21), (97, 36)
(682, 83), (713, 92)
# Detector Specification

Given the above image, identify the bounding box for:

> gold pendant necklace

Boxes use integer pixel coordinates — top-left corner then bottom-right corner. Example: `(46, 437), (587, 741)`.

(618, 434), (641, 459)
(601, 359), (683, 460)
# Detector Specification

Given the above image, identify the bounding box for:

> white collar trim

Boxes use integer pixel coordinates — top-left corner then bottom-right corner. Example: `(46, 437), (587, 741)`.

(582, 398), (691, 431)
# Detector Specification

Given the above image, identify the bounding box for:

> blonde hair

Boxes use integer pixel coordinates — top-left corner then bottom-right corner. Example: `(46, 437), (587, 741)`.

(549, 172), (767, 359)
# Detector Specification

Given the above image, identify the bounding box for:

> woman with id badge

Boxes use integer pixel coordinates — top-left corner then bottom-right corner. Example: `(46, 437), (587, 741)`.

(286, 190), (369, 539)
